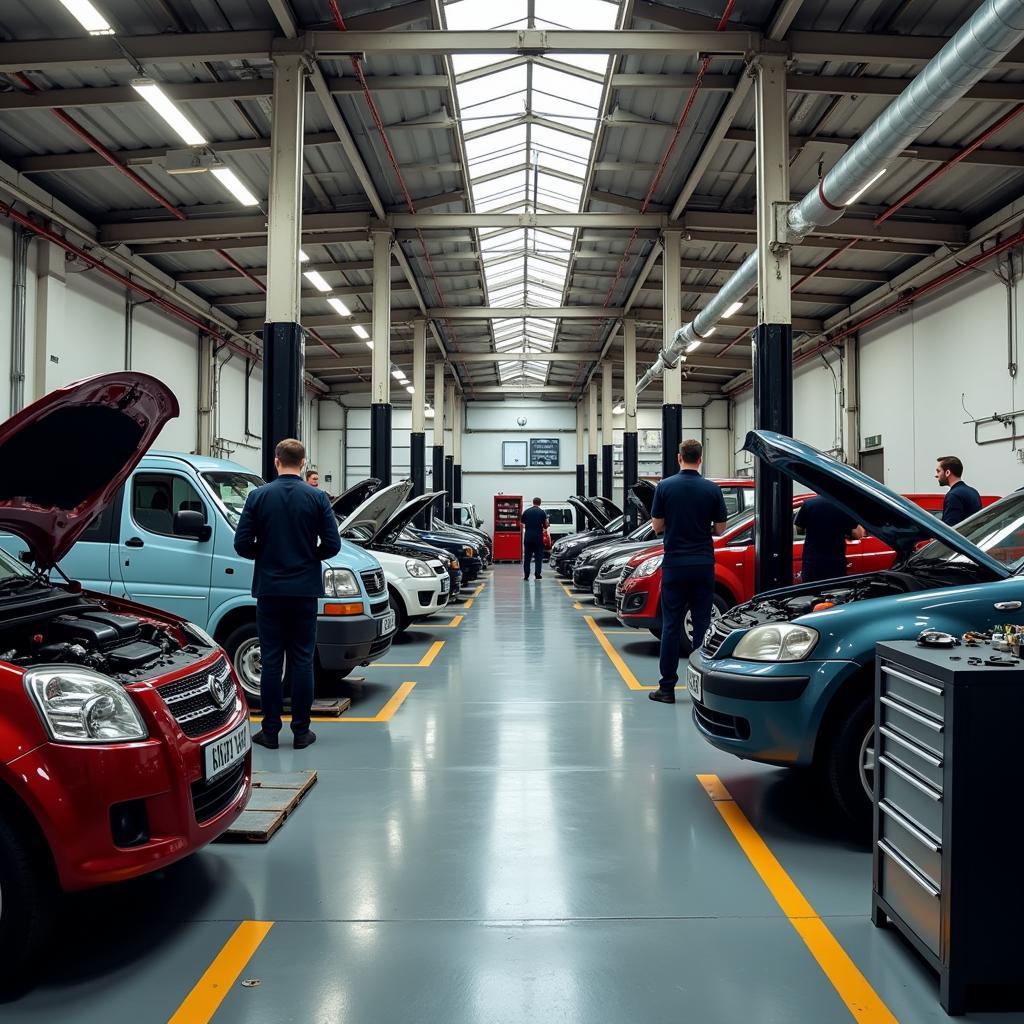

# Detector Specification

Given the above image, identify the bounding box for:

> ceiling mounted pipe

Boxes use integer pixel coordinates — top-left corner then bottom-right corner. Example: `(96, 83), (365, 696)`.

(636, 0), (1024, 394)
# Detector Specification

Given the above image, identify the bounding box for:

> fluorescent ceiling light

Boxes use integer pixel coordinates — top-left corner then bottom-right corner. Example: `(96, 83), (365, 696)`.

(392, 369), (405, 380)
(365, 340), (374, 349)
(352, 325), (369, 339)
(304, 270), (331, 293)
(613, 403), (624, 414)
(131, 79), (207, 146)
(704, 327), (716, 337)
(211, 166), (259, 206)
(425, 407), (435, 419)
(406, 385), (415, 394)
(723, 301), (743, 318)
(299, 250), (310, 262)
(327, 297), (351, 317)
(686, 340), (701, 353)
(57, 0), (113, 35)
(844, 168), (887, 205)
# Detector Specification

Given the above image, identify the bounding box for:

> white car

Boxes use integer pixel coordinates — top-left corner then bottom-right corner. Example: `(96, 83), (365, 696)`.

(543, 501), (578, 544)
(454, 501), (483, 529)
(333, 481), (449, 635)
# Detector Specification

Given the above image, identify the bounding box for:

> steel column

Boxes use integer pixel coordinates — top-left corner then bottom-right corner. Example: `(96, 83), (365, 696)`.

(661, 229), (682, 479)
(262, 53), (306, 481)
(370, 229), (393, 484)
(444, 381), (455, 523)
(587, 382), (599, 496)
(600, 360), (614, 500)
(432, 360), (445, 498)
(411, 319), (427, 523)
(753, 55), (794, 592)
(452, 392), (463, 504)
(575, 401), (586, 529)
(9, 226), (30, 413)
(623, 319), (639, 535)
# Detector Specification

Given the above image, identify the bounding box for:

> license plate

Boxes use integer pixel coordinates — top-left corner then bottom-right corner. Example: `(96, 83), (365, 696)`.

(203, 722), (250, 781)
(379, 610), (397, 635)
(593, 581), (601, 596)
(441, 576), (450, 592)
(687, 665), (703, 702)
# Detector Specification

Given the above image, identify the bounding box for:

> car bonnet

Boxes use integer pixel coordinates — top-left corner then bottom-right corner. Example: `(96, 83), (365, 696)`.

(0, 372), (179, 568)
(744, 430), (1008, 577)
(334, 480), (413, 541)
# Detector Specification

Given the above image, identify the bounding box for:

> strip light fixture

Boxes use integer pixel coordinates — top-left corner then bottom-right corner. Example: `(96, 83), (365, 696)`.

(131, 79), (206, 146)
(304, 270), (331, 293)
(211, 166), (259, 206)
(723, 301), (743, 318)
(844, 168), (888, 206)
(327, 297), (351, 316)
(57, 0), (114, 35)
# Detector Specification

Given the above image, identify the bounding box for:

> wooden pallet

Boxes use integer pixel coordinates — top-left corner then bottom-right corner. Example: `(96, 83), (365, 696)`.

(311, 697), (351, 717)
(216, 770), (317, 844)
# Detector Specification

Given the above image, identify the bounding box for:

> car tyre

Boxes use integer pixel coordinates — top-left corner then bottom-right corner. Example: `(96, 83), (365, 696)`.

(0, 814), (56, 991)
(649, 594), (728, 646)
(822, 693), (874, 829)
(389, 587), (410, 636)
(223, 621), (262, 703)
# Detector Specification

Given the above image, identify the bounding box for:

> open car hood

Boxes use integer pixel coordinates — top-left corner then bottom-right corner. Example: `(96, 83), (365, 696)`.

(0, 372), (178, 568)
(568, 496), (612, 529)
(331, 477), (382, 519)
(628, 480), (655, 521)
(590, 496), (623, 520)
(335, 481), (413, 542)
(377, 491), (445, 544)
(744, 431), (1008, 577)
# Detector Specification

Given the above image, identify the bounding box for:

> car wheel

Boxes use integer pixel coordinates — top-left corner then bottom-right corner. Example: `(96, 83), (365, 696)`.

(388, 588), (410, 636)
(822, 694), (874, 827)
(0, 814), (56, 991)
(680, 594), (729, 654)
(223, 622), (262, 702)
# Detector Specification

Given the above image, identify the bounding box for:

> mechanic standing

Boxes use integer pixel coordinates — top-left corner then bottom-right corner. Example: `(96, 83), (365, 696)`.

(935, 455), (982, 526)
(235, 439), (341, 750)
(795, 496), (866, 583)
(649, 439), (727, 704)
(521, 497), (549, 582)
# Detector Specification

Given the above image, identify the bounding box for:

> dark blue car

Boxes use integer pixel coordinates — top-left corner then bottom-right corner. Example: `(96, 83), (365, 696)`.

(688, 430), (1012, 824)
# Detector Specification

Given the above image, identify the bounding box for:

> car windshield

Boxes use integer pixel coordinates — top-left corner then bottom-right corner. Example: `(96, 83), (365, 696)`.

(910, 494), (1024, 572)
(0, 544), (33, 584)
(202, 471), (264, 529)
(605, 515), (624, 532)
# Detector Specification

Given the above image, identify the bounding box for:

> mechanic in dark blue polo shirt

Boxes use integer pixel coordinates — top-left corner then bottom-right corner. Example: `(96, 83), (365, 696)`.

(935, 455), (982, 526)
(795, 496), (865, 583)
(649, 439), (728, 704)
(521, 497), (549, 581)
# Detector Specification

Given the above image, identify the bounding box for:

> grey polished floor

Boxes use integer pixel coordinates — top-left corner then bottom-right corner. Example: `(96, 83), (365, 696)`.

(5, 568), (1018, 1022)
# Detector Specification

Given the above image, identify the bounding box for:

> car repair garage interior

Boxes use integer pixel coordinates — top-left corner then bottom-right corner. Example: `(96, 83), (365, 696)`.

(1, 0), (1024, 1020)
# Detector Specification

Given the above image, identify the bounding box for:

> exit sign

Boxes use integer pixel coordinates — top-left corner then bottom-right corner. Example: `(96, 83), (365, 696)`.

(864, 434), (882, 449)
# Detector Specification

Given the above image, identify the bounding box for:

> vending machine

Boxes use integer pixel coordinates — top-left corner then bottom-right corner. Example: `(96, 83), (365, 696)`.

(493, 494), (523, 561)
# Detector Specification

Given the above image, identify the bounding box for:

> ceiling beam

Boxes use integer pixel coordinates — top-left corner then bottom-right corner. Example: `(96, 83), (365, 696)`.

(786, 74), (1024, 103)
(174, 259), (376, 283)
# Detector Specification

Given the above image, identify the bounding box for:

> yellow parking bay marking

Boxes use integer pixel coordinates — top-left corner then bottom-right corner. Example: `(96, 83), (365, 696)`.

(370, 640), (445, 668)
(573, 602), (584, 610)
(584, 614), (656, 691)
(252, 682), (417, 724)
(439, 614), (464, 628)
(697, 774), (898, 1024)
(463, 597), (475, 609)
(169, 920), (272, 1023)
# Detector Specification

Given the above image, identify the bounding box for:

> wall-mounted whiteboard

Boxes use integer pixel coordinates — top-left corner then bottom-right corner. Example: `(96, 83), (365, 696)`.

(502, 440), (529, 467)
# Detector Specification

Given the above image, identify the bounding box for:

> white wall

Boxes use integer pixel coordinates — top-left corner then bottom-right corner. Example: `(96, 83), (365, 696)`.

(730, 265), (1024, 500)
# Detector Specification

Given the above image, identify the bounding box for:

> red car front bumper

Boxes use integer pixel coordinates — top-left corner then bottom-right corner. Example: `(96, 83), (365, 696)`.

(4, 653), (251, 891)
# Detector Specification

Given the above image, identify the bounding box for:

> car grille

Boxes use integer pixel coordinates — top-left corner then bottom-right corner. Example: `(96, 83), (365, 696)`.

(370, 599), (390, 616)
(369, 634), (392, 657)
(159, 657), (236, 739)
(191, 759), (247, 824)
(620, 564), (637, 584)
(360, 569), (386, 596)
(702, 621), (733, 658)
(692, 701), (750, 741)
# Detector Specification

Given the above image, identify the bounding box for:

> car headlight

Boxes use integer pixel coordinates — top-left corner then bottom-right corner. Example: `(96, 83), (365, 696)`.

(323, 567), (360, 598)
(406, 559), (433, 578)
(733, 623), (819, 662)
(25, 667), (148, 743)
(463, 546), (474, 557)
(633, 554), (663, 578)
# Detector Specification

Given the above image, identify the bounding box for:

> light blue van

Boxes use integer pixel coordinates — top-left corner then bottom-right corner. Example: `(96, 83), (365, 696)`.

(1, 452), (395, 699)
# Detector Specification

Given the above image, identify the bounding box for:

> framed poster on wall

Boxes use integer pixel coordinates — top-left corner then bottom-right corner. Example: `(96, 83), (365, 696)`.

(639, 428), (662, 452)
(502, 440), (529, 467)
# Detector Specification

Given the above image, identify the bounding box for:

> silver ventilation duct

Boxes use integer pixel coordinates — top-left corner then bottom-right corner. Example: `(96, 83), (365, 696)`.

(636, 0), (1024, 394)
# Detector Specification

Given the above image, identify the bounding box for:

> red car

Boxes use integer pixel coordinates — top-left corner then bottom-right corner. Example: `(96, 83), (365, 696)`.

(617, 492), (999, 641)
(0, 374), (251, 980)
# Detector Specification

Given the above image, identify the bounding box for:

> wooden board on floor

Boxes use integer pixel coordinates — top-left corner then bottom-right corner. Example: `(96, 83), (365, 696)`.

(216, 770), (317, 844)
(310, 697), (351, 717)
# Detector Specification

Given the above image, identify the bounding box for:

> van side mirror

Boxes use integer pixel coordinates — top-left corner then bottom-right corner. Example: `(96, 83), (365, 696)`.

(174, 509), (212, 541)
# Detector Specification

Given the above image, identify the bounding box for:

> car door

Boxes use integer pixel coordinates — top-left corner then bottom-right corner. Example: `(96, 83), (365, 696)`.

(56, 498), (122, 594)
(118, 470), (214, 621)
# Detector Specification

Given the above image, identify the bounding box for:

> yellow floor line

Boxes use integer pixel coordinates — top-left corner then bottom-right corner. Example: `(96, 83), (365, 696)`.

(472, 582), (486, 596)
(463, 597), (474, 609)
(584, 614), (656, 691)
(439, 614), (464, 628)
(573, 602), (583, 610)
(418, 640), (446, 666)
(169, 920), (272, 1023)
(697, 774), (898, 1024)
(252, 682), (417, 724)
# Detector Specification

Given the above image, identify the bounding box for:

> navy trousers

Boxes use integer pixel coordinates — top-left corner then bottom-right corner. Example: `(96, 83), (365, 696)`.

(523, 539), (544, 578)
(659, 563), (715, 690)
(256, 596), (318, 736)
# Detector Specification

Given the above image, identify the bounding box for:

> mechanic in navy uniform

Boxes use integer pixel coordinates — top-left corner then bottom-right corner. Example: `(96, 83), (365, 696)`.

(935, 455), (982, 526)
(521, 497), (549, 581)
(795, 496), (865, 583)
(235, 438), (341, 750)
(649, 439), (728, 704)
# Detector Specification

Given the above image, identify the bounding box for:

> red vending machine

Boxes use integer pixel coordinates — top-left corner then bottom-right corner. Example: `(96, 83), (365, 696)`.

(493, 494), (523, 562)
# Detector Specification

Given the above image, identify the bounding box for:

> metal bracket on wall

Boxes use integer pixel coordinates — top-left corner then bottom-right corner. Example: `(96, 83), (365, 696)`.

(966, 407), (1024, 448)
(771, 200), (799, 254)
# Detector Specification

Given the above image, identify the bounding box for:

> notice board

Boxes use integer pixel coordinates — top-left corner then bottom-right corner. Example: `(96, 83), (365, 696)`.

(529, 438), (560, 468)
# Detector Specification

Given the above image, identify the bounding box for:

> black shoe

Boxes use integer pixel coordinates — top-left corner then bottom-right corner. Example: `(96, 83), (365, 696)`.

(524, 576), (530, 582)
(648, 689), (676, 704)
(252, 729), (279, 749)
(293, 730), (317, 749)
(535, 575), (543, 580)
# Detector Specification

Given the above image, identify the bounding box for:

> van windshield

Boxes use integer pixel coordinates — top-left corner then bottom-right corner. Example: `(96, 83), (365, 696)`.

(202, 472), (264, 529)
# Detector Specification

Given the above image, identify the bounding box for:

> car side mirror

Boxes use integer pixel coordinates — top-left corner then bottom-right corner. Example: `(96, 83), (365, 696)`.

(174, 509), (211, 541)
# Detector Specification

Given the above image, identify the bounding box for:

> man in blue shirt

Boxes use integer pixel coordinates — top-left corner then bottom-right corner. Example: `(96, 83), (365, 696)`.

(521, 497), (549, 581)
(235, 438), (341, 749)
(649, 439), (728, 703)
(795, 496), (865, 583)
(935, 455), (982, 526)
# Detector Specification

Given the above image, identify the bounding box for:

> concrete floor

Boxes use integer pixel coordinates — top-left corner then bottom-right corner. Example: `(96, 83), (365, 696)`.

(5, 566), (1019, 1022)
